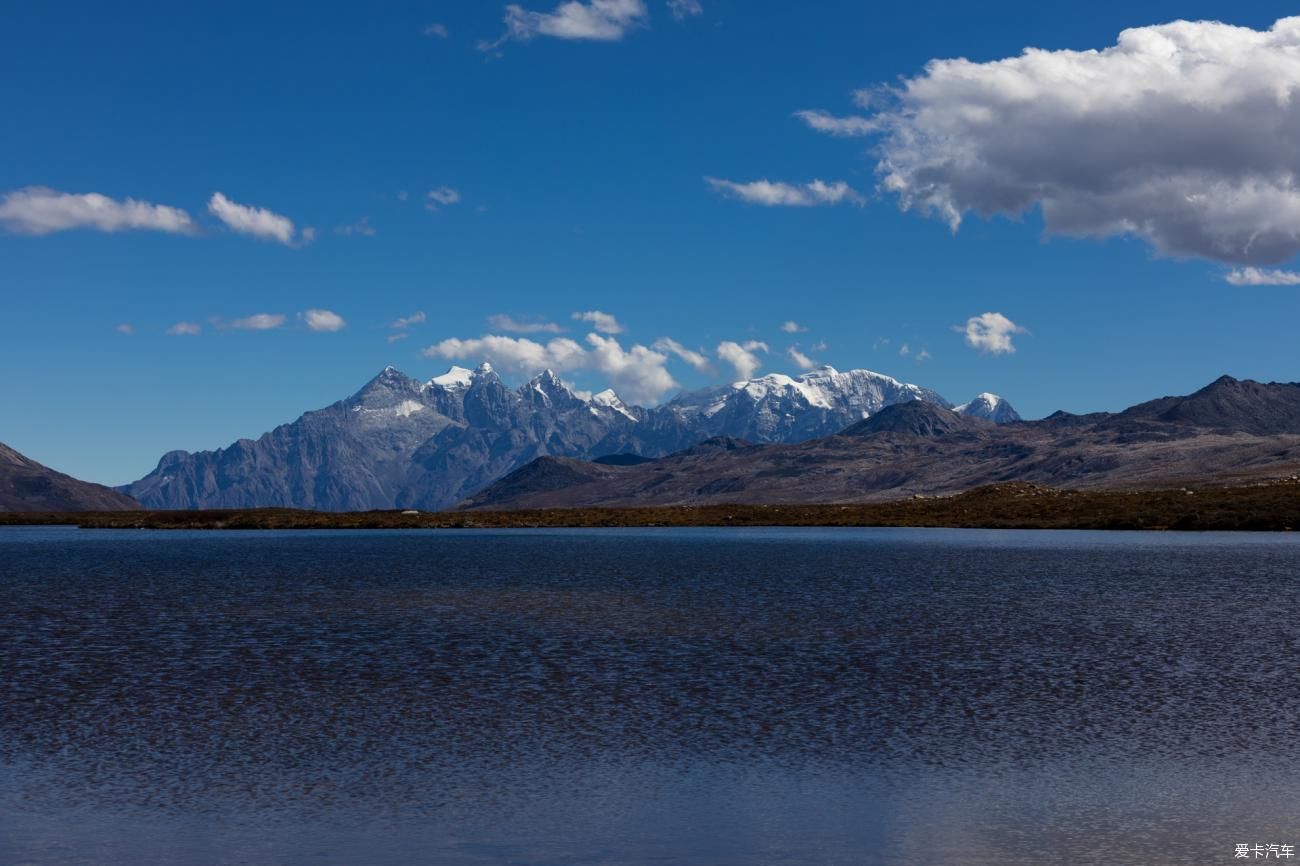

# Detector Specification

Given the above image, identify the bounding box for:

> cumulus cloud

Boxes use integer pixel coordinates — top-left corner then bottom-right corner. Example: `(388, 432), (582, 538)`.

(958, 312), (1026, 355)
(1225, 267), (1300, 286)
(167, 321), (201, 336)
(793, 109), (877, 137)
(230, 313), (286, 331)
(857, 16), (1300, 265)
(208, 193), (299, 245)
(652, 337), (712, 372)
(667, 0), (702, 20)
(572, 310), (624, 334)
(716, 340), (768, 380)
(0, 187), (196, 236)
(422, 330), (677, 404)
(491, 0), (649, 45)
(391, 311), (426, 330)
(780, 320), (806, 333)
(706, 177), (864, 207)
(300, 309), (346, 332)
(424, 334), (586, 373)
(585, 333), (677, 404)
(426, 187), (460, 209)
(488, 313), (564, 333)
(787, 346), (817, 370)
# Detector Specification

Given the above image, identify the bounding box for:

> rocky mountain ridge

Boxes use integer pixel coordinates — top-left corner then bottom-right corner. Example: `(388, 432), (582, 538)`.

(122, 363), (1018, 511)
(461, 375), (1300, 511)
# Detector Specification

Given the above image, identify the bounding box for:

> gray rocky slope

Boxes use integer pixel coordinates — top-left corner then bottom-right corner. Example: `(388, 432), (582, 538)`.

(122, 363), (1017, 511)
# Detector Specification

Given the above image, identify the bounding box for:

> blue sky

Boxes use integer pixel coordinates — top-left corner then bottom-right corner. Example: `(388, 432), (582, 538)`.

(3, 0), (1300, 485)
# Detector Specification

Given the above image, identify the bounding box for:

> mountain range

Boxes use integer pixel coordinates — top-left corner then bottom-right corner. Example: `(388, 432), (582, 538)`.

(121, 364), (1017, 511)
(462, 375), (1300, 511)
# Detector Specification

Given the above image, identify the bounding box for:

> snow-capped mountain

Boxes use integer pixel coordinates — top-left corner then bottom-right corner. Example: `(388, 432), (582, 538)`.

(666, 365), (953, 442)
(122, 364), (1019, 511)
(955, 392), (1023, 423)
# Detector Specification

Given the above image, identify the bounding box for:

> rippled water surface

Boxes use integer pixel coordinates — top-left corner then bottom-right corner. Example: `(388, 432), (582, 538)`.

(2, 526), (1299, 865)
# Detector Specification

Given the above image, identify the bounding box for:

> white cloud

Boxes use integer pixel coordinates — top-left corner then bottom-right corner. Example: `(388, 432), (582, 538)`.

(300, 226), (316, 244)
(426, 187), (461, 209)
(793, 109), (878, 137)
(1225, 267), (1300, 286)
(860, 16), (1300, 265)
(958, 312), (1026, 355)
(423, 23), (448, 37)
(391, 311), (426, 330)
(300, 309), (346, 332)
(706, 177), (864, 207)
(0, 187), (195, 236)
(208, 193), (298, 245)
(667, 0), (702, 20)
(492, 0), (649, 45)
(115, 323), (134, 335)
(387, 332), (410, 344)
(716, 340), (768, 380)
(335, 216), (375, 237)
(787, 346), (817, 370)
(230, 313), (286, 331)
(422, 330), (678, 404)
(572, 310), (624, 334)
(488, 313), (564, 333)
(916, 348), (932, 361)
(780, 320), (806, 333)
(167, 321), (201, 336)
(652, 337), (712, 372)
(585, 333), (677, 404)
(424, 333), (588, 374)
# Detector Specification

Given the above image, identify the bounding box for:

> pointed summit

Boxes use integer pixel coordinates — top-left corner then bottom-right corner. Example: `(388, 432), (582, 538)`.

(355, 366), (418, 399)
(955, 393), (1022, 423)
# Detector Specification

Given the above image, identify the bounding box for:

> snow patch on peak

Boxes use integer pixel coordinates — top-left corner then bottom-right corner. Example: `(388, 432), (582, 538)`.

(592, 388), (637, 421)
(430, 366), (474, 389)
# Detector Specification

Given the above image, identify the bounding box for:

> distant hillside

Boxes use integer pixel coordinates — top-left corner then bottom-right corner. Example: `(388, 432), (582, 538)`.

(0, 443), (140, 512)
(460, 376), (1300, 511)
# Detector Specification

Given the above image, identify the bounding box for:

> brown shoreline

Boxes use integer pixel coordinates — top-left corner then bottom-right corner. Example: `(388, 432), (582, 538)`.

(2, 481), (1299, 532)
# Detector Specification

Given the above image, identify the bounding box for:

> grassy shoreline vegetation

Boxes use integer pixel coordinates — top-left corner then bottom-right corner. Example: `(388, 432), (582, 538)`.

(2, 481), (1299, 532)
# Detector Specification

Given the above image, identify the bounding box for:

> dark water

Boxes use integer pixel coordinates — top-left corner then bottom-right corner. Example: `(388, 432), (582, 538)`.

(2, 526), (1299, 865)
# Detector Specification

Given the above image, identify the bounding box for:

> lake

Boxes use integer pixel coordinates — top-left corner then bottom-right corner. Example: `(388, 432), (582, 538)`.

(2, 526), (1298, 865)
